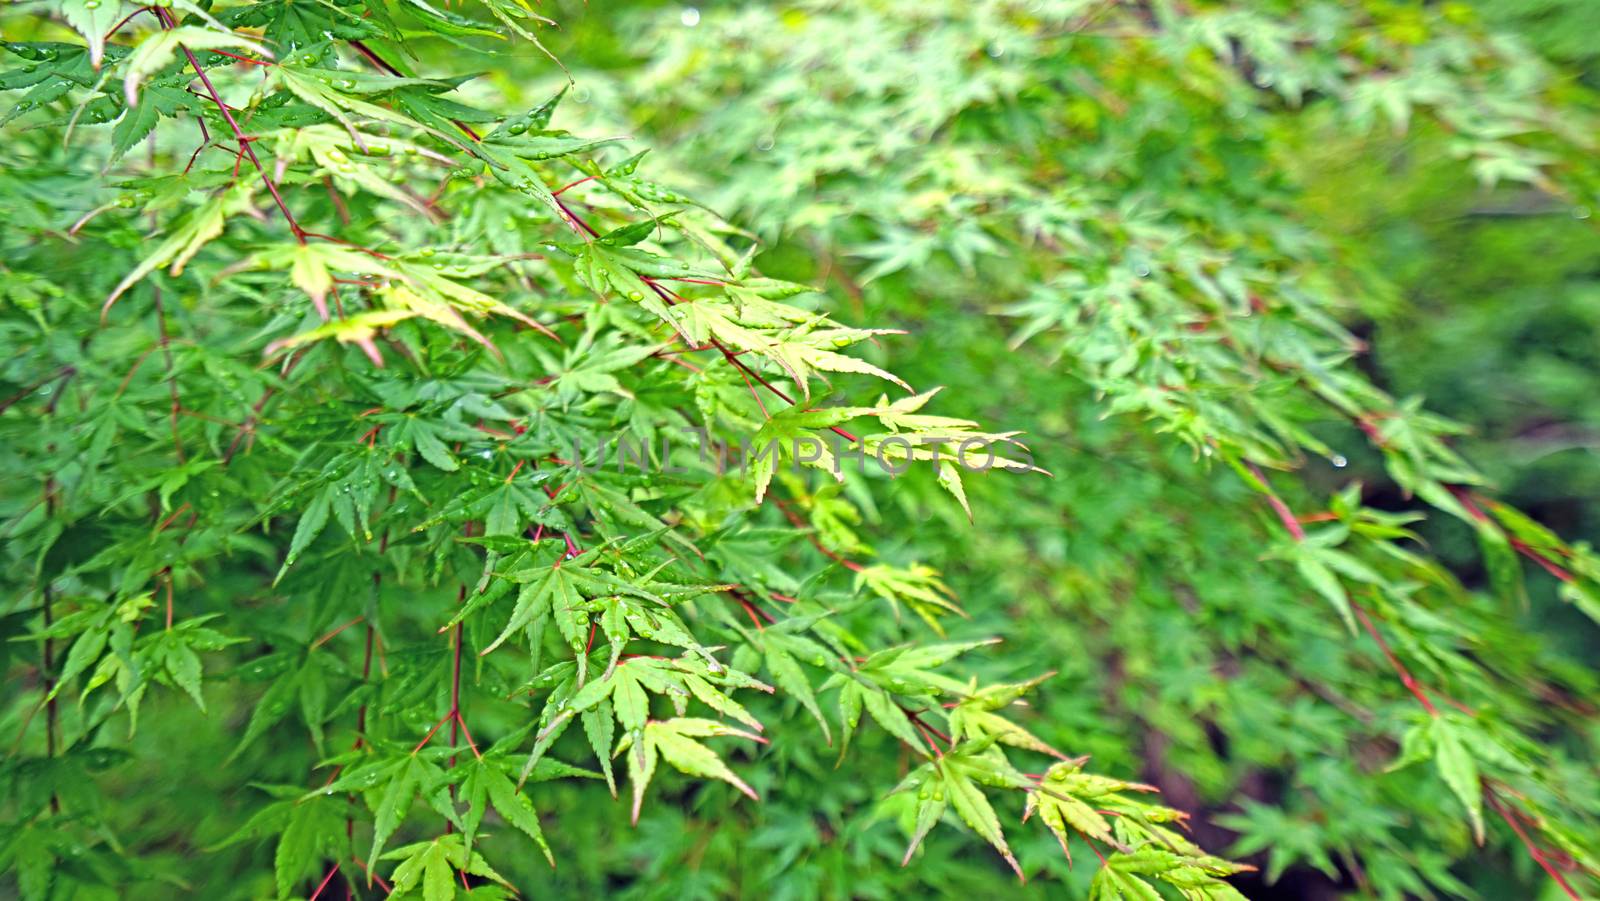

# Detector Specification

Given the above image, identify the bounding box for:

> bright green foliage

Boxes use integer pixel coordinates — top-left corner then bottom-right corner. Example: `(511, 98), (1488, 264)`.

(0, 1), (1214, 898)
(552, 0), (1600, 897)
(1, 0), (1598, 899)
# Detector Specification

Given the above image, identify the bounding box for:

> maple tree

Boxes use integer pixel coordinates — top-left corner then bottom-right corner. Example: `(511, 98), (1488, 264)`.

(2, 1), (1598, 899)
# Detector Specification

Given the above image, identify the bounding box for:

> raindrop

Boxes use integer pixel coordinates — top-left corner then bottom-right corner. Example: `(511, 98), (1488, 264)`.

(1575, 206), (1592, 220)
(986, 43), (1003, 58)
(1329, 454), (1348, 468)
(755, 135), (775, 152)
(681, 7), (700, 27)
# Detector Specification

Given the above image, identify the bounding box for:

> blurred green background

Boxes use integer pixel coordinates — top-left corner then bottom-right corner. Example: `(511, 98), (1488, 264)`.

(481, 2), (1600, 895)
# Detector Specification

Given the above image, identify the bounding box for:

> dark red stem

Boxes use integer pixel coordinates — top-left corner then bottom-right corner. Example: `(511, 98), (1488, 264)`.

(155, 8), (307, 243)
(1486, 791), (1581, 901)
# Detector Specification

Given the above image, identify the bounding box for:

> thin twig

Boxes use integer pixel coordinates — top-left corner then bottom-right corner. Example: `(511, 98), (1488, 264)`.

(154, 8), (307, 243)
(1486, 791), (1581, 900)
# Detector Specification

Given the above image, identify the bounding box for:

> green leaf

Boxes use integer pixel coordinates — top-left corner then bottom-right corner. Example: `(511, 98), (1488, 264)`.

(110, 90), (162, 162)
(275, 797), (342, 899)
(369, 756), (427, 870)
(483, 763), (554, 866)
(61, 0), (123, 68)
(644, 718), (759, 800)
(122, 27), (271, 105)
(277, 489), (332, 582)
(1432, 719), (1485, 844)
(765, 648), (828, 742)
(1292, 551), (1356, 634)
(103, 183), (255, 315)
(944, 763), (1021, 880)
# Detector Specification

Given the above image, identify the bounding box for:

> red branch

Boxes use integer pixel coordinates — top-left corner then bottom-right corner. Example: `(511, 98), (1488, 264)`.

(1244, 461), (1304, 541)
(307, 864), (340, 900)
(1486, 792), (1582, 900)
(1351, 603), (1437, 716)
(643, 275), (861, 443)
(1448, 486), (1575, 583)
(154, 8), (307, 243)
(546, 179), (863, 444)
(774, 497), (864, 572)
(1249, 461), (1586, 897)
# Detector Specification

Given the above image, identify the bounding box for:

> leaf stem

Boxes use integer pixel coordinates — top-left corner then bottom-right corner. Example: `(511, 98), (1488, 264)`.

(310, 615), (365, 650)
(1243, 461), (1303, 541)
(1448, 486), (1575, 583)
(1350, 603), (1437, 716)
(154, 8), (307, 243)
(643, 276), (861, 443)
(1486, 790), (1581, 901)
(307, 863), (340, 900)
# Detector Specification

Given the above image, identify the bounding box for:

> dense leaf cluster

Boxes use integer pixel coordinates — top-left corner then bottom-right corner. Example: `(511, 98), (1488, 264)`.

(553, 1), (1600, 896)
